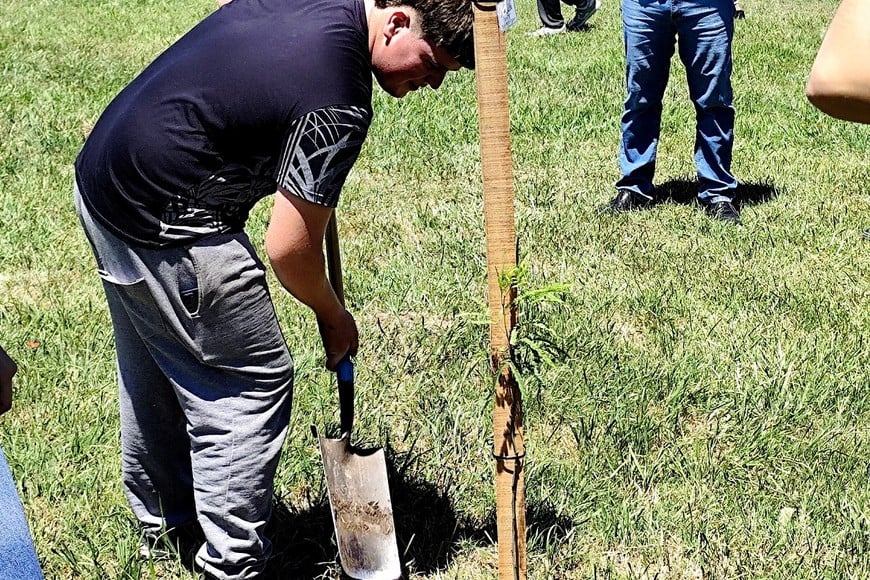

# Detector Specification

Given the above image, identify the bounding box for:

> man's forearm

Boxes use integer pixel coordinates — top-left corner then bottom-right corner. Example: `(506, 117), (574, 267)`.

(267, 242), (358, 369)
(269, 247), (344, 323)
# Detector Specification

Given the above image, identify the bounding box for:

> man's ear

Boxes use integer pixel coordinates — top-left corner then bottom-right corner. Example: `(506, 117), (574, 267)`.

(383, 9), (413, 43)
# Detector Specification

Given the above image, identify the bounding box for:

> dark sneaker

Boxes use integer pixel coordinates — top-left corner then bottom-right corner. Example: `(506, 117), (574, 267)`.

(567, 0), (601, 31)
(604, 188), (655, 213)
(704, 200), (741, 224)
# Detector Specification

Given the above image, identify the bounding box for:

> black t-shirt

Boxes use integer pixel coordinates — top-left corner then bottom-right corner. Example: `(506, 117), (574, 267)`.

(75, 0), (373, 248)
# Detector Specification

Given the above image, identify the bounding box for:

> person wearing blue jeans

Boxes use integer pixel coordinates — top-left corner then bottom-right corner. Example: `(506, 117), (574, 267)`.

(0, 346), (44, 580)
(608, 0), (740, 223)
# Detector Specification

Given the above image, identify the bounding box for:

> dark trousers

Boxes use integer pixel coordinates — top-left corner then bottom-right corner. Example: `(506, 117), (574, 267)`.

(537, 0), (575, 28)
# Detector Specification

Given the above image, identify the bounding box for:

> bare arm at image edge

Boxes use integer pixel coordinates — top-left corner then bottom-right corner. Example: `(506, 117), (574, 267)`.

(806, 0), (870, 123)
(0, 346), (17, 416)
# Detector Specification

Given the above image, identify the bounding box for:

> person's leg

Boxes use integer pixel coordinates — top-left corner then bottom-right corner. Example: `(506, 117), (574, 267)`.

(105, 281), (198, 534)
(76, 189), (293, 579)
(127, 233), (294, 580)
(615, 0), (676, 201)
(0, 446), (44, 580)
(676, 0), (737, 206)
(538, 0), (565, 27)
(528, 0), (566, 35)
(76, 187), (197, 536)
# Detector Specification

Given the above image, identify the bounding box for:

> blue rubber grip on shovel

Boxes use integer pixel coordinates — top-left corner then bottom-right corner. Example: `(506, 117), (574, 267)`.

(336, 356), (354, 436)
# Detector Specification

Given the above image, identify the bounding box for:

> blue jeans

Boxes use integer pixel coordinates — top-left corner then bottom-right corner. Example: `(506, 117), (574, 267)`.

(0, 447), (44, 579)
(617, 0), (737, 203)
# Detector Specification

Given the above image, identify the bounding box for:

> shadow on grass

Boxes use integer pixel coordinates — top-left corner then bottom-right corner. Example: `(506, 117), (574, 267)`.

(256, 446), (578, 578)
(393, 479), (579, 576)
(653, 176), (779, 208)
(258, 496), (335, 579)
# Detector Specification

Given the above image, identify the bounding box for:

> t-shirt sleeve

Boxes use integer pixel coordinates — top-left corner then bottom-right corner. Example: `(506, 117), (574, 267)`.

(275, 105), (372, 207)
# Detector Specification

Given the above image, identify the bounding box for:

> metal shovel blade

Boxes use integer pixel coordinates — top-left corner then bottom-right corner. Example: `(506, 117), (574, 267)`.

(317, 431), (401, 580)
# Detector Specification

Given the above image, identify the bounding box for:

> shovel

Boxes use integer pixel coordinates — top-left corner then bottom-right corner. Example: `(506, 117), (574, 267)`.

(313, 214), (402, 580)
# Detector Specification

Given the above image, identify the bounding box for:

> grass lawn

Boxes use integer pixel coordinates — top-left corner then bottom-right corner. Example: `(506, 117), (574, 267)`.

(0, 0), (867, 578)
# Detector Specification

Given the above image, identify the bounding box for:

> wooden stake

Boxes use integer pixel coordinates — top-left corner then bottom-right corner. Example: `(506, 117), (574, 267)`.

(471, 3), (527, 579)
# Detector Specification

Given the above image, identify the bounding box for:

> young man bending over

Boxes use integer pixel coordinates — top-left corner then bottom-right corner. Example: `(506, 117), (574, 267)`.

(74, 1), (474, 578)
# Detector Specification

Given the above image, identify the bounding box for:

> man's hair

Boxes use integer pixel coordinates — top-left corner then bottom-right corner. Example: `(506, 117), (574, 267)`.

(375, 0), (475, 69)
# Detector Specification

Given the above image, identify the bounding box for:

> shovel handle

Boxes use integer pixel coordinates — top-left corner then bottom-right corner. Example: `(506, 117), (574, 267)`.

(336, 356), (354, 436)
(325, 213), (354, 436)
(325, 215), (344, 306)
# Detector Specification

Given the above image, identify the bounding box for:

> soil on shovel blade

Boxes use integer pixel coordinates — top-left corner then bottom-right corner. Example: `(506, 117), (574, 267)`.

(333, 498), (395, 535)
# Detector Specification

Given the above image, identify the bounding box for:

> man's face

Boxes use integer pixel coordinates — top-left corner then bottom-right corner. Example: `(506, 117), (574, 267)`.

(372, 19), (462, 98)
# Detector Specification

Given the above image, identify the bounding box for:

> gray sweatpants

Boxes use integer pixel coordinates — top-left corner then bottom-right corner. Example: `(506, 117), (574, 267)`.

(75, 187), (294, 580)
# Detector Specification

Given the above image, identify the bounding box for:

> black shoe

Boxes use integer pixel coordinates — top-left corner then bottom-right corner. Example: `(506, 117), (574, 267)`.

(705, 200), (741, 224)
(566, 0), (600, 31)
(605, 188), (654, 213)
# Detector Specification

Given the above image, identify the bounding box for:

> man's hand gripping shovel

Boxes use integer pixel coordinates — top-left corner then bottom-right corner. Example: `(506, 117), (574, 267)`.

(313, 214), (402, 580)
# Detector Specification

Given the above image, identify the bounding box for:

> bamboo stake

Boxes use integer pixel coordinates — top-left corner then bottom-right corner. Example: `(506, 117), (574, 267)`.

(471, 3), (527, 579)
